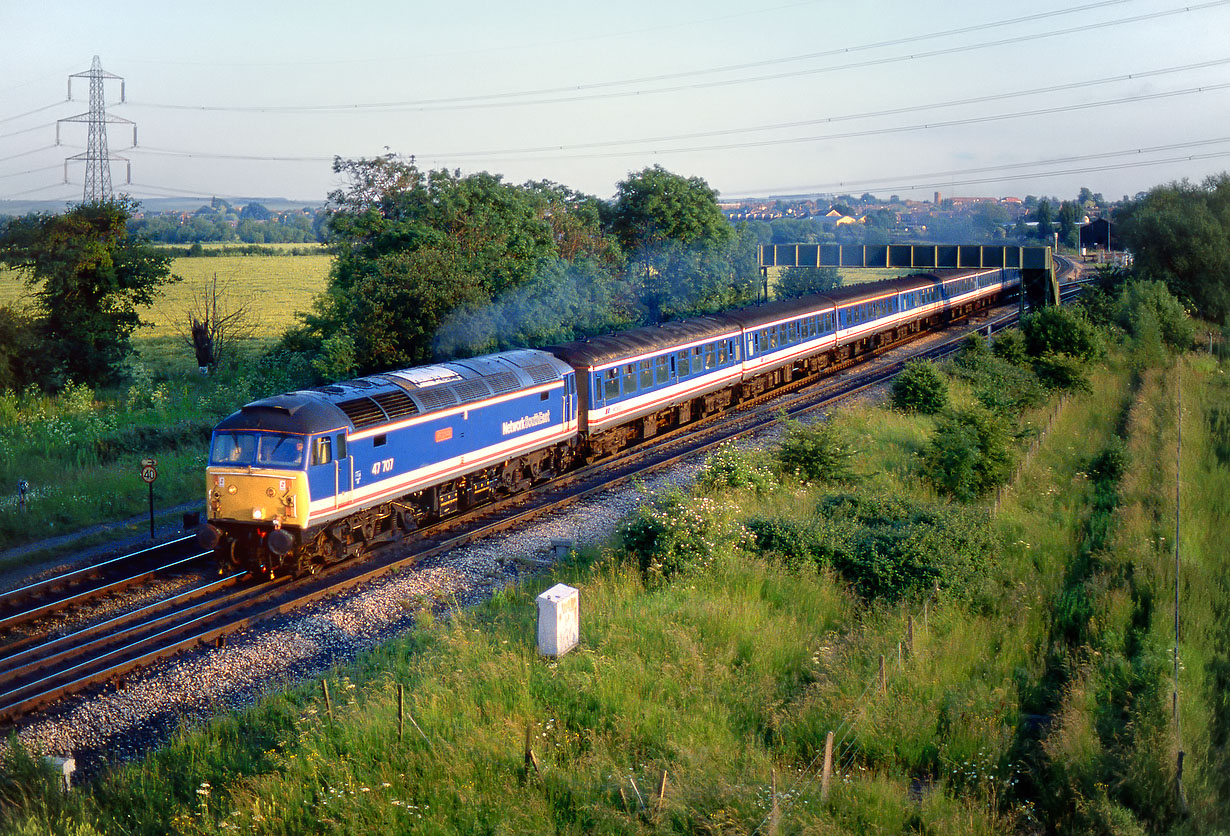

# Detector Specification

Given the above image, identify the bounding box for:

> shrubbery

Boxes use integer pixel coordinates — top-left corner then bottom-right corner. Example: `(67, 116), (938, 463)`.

(618, 489), (752, 585)
(695, 444), (777, 495)
(1020, 305), (1103, 362)
(949, 344), (1047, 415)
(890, 359), (948, 414)
(747, 493), (997, 600)
(921, 407), (1016, 501)
(776, 417), (857, 484)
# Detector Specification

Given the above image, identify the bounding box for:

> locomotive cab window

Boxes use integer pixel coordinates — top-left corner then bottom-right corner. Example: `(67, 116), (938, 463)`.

(211, 431), (255, 465)
(256, 433), (306, 468)
(311, 436), (333, 467)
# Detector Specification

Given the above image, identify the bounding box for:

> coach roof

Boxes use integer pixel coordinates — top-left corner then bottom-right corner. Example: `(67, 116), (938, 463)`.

(548, 315), (742, 369)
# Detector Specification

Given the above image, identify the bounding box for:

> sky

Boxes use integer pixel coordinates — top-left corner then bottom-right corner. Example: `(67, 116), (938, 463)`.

(2, 0), (1229, 207)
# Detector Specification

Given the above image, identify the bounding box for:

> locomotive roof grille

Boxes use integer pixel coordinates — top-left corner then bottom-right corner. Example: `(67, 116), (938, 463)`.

(414, 387), (459, 412)
(486, 371), (521, 395)
(453, 379), (493, 404)
(371, 389), (419, 420)
(523, 363), (559, 385)
(335, 396), (387, 429)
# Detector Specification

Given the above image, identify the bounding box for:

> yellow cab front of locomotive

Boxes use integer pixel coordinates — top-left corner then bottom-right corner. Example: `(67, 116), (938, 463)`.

(206, 431), (310, 531)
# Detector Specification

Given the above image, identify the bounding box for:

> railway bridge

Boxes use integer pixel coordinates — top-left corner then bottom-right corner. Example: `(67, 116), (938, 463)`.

(758, 243), (1060, 311)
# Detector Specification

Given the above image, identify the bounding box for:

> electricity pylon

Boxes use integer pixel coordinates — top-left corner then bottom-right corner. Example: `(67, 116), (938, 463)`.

(57, 56), (136, 203)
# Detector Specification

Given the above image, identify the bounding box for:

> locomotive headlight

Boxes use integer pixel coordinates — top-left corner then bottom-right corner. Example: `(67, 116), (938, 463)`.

(253, 508), (265, 520)
(228, 484), (238, 495)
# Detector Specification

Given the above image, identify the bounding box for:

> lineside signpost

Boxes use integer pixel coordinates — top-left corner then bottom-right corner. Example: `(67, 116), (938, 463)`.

(140, 457), (157, 539)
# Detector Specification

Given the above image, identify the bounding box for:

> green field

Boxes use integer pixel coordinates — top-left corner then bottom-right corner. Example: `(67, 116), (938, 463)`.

(1, 254), (334, 342)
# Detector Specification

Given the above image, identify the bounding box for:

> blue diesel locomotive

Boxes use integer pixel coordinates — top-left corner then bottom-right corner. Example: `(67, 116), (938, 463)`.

(200, 268), (1017, 575)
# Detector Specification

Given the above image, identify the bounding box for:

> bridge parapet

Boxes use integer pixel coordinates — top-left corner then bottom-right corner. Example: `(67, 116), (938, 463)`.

(759, 243), (1058, 307)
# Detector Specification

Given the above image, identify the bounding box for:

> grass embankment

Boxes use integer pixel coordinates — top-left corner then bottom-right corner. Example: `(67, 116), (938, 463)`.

(5, 333), (1222, 834)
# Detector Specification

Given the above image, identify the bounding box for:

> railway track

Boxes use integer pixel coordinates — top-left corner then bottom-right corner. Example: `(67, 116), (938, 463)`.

(0, 538), (210, 643)
(0, 286), (1081, 725)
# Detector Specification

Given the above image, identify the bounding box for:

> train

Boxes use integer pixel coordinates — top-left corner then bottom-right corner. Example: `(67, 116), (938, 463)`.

(197, 266), (1019, 577)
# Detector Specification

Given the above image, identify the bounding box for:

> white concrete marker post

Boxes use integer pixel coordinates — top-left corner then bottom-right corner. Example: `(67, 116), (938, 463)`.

(536, 583), (579, 657)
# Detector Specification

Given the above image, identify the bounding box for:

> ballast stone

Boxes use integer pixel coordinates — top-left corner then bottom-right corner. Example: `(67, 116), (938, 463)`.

(536, 583), (579, 657)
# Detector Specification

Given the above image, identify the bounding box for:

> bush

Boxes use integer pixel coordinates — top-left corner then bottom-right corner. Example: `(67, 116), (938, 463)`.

(696, 444), (777, 495)
(1032, 351), (1092, 393)
(890, 359), (949, 414)
(991, 328), (1028, 365)
(921, 407), (1016, 501)
(1115, 280), (1194, 351)
(776, 417), (857, 483)
(618, 489), (751, 584)
(747, 494), (998, 600)
(950, 348), (1047, 415)
(1020, 305), (1103, 361)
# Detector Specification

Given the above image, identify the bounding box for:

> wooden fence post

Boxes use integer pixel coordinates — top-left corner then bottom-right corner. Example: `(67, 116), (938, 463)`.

(907, 615), (914, 656)
(321, 679), (333, 725)
(879, 654), (886, 693)
(768, 767), (780, 836)
(524, 724), (540, 778)
(820, 730), (834, 803)
(398, 683), (404, 742)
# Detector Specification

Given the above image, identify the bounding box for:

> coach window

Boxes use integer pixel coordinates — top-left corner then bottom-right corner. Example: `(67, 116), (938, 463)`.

(655, 356), (669, 384)
(718, 341), (728, 364)
(623, 364), (637, 394)
(704, 343), (716, 370)
(639, 359), (653, 389)
(692, 346), (703, 371)
(677, 350), (690, 377)
(604, 368), (620, 400)
(311, 436), (332, 466)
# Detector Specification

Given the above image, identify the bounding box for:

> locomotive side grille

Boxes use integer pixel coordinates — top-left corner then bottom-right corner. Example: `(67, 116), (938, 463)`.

(523, 363), (559, 385)
(371, 390), (419, 420)
(336, 396), (387, 429)
(486, 371), (521, 395)
(415, 387), (459, 412)
(453, 379), (492, 404)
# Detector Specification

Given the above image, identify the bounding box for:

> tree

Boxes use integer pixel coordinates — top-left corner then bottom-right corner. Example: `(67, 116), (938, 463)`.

(287, 154), (630, 373)
(605, 165), (732, 253)
(1056, 200), (1079, 248)
(1116, 173), (1230, 322)
(605, 166), (754, 321)
(1033, 199), (1054, 242)
(178, 271), (259, 371)
(0, 198), (175, 387)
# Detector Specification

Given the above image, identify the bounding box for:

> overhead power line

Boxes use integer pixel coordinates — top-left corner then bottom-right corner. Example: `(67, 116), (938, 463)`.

(738, 136), (1230, 196)
(738, 149), (1230, 199)
(121, 0), (1228, 114)
(424, 59), (1230, 159)
(119, 68), (1230, 168)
